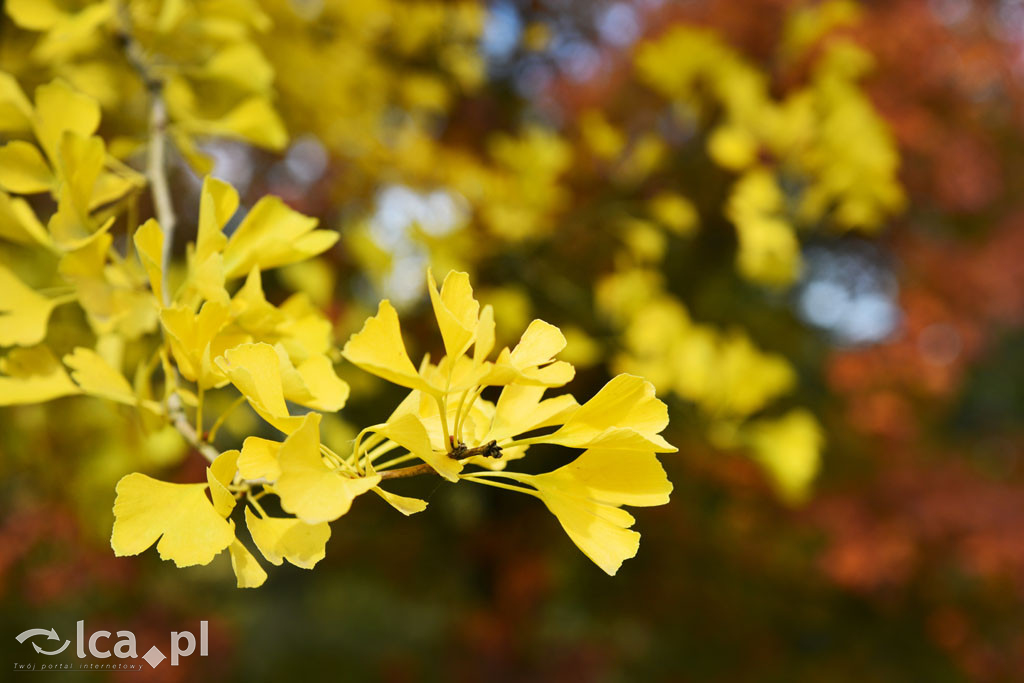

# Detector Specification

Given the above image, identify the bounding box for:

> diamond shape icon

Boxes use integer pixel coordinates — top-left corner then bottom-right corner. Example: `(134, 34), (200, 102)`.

(142, 646), (166, 669)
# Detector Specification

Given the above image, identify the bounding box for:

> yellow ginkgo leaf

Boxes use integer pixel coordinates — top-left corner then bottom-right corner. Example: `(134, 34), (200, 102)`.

(228, 538), (267, 588)
(222, 195), (338, 279)
(648, 191), (699, 235)
(421, 353), (492, 395)
(295, 354), (350, 411)
(244, 507), (330, 568)
(238, 436), (281, 482)
(90, 168), (143, 210)
(31, 79), (100, 161)
(29, 3), (112, 65)
(46, 137), (116, 251)
(211, 448), (241, 486)
(216, 343), (298, 431)
(372, 487), (429, 516)
(183, 245), (228, 307)
(272, 344), (349, 412)
(727, 170), (802, 286)
(279, 294), (333, 358)
(341, 300), (434, 394)
(509, 320), (573, 376)
(0, 345), (80, 405)
(205, 96), (288, 151)
(0, 141), (54, 194)
(0, 190), (51, 247)
(685, 331), (795, 417)
(376, 412), (462, 482)
(201, 43), (275, 95)
(486, 319), (575, 387)
(486, 383), (578, 443)
(474, 304), (495, 363)
(207, 449), (240, 517)
(217, 343), (301, 434)
(0, 72), (32, 134)
(0, 264), (67, 346)
(64, 346), (158, 410)
(546, 374), (675, 452)
(173, 178), (233, 306)
(55, 132), (103, 210)
(535, 449), (673, 508)
(5, 0), (66, 32)
(111, 473), (234, 568)
(161, 301), (243, 389)
(133, 218), (164, 303)
(744, 409), (824, 505)
(427, 269), (479, 360)
(46, 197), (106, 254)
(482, 447), (670, 574)
(217, 342), (343, 433)
(707, 124), (759, 171)
(230, 267), (284, 335)
(274, 413), (381, 523)
(530, 480), (640, 576)
(195, 176), (235, 263)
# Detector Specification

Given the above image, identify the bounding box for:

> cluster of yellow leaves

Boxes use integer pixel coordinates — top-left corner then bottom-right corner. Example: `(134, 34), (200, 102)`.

(0, 3), (675, 588)
(2, 0), (288, 170)
(0, 74), (143, 251)
(261, 0), (483, 145)
(112, 269), (675, 583)
(473, 126), (574, 241)
(101, 172), (356, 587)
(237, 0), (580, 285)
(0, 74), (156, 408)
(372, 123), (575, 244)
(251, 0), (485, 218)
(340, 122), (577, 303)
(142, 176), (342, 398)
(0, 73), (348, 585)
(0, 73), (338, 415)
(632, 2), (902, 286)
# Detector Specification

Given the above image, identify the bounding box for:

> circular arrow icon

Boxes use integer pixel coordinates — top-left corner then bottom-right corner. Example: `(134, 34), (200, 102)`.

(16, 628), (70, 656)
(32, 640), (70, 656)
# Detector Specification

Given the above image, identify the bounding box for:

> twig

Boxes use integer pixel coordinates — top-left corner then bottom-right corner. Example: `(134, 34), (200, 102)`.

(118, 3), (217, 465)
(378, 441), (503, 481)
(447, 440), (502, 460)
(147, 96), (175, 305)
(379, 464), (436, 480)
(168, 399), (220, 463)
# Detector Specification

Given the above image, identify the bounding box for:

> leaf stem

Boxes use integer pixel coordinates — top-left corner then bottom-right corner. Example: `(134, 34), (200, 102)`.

(195, 386), (204, 436)
(451, 388), (468, 441)
(246, 491), (267, 518)
(206, 395), (246, 443)
(374, 452), (417, 470)
(435, 394), (451, 450)
(461, 474), (539, 497)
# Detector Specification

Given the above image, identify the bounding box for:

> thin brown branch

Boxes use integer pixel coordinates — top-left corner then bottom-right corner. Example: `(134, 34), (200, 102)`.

(448, 440), (502, 460)
(377, 441), (502, 481)
(379, 463), (436, 480)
